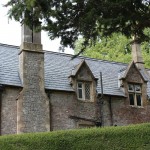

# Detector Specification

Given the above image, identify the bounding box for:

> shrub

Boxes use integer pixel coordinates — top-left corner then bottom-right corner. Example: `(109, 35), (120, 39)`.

(0, 123), (150, 150)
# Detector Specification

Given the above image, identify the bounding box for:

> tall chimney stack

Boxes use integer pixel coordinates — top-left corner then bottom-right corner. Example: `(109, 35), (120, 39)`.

(17, 24), (50, 133)
(131, 39), (144, 70)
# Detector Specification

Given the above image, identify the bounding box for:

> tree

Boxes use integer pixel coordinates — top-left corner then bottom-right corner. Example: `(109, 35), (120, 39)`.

(75, 33), (131, 62)
(5, 0), (150, 49)
(75, 32), (150, 68)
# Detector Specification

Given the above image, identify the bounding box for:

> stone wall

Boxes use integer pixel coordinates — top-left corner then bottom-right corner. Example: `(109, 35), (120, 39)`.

(17, 50), (50, 133)
(1, 87), (21, 135)
(102, 95), (150, 126)
(50, 91), (76, 130)
(50, 87), (150, 130)
(49, 90), (97, 130)
(1, 86), (150, 135)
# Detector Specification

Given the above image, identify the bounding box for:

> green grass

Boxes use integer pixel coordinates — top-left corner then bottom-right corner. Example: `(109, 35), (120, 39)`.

(0, 123), (150, 150)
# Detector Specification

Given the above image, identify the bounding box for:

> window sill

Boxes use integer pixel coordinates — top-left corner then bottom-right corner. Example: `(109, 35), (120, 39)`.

(78, 99), (94, 103)
(130, 105), (144, 109)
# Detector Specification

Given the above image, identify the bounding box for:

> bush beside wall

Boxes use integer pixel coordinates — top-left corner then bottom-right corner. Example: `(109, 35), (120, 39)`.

(0, 123), (150, 150)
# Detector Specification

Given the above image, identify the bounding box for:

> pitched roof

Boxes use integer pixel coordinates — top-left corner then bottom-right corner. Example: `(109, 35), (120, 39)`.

(70, 59), (98, 80)
(0, 43), (150, 97)
(120, 61), (149, 82)
(0, 44), (21, 87)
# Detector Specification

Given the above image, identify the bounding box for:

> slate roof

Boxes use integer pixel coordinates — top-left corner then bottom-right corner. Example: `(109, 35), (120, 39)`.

(0, 43), (150, 97)
(118, 61), (150, 82)
(45, 51), (127, 96)
(0, 44), (21, 87)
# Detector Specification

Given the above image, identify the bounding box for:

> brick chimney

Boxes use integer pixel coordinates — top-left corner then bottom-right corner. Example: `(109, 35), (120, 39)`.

(131, 39), (144, 70)
(17, 24), (50, 133)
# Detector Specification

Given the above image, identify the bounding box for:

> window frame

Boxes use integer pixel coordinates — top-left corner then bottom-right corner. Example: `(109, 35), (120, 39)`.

(128, 83), (142, 107)
(77, 81), (92, 101)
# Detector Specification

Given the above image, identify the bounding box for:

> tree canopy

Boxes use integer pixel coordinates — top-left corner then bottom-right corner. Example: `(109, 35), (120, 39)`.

(5, 0), (150, 49)
(75, 31), (150, 68)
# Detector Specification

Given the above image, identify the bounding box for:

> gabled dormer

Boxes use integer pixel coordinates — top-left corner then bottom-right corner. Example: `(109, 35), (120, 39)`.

(119, 61), (148, 107)
(69, 60), (98, 102)
(121, 61), (148, 83)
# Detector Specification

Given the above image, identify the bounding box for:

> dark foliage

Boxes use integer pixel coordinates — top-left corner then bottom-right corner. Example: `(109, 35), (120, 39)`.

(5, 0), (150, 49)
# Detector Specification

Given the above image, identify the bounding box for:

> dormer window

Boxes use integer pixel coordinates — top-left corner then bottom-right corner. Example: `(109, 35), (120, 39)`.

(128, 84), (142, 106)
(77, 82), (91, 101)
(69, 60), (97, 102)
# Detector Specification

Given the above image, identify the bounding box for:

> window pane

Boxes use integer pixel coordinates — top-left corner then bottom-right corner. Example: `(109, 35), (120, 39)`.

(78, 89), (83, 99)
(129, 94), (134, 105)
(135, 85), (141, 92)
(136, 95), (142, 106)
(78, 82), (82, 88)
(128, 84), (134, 91)
(85, 83), (90, 100)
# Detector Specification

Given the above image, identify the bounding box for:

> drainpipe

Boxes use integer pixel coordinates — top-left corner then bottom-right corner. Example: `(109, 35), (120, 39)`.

(46, 91), (52, 131)
(109, 96), (113, 126)
(97, 72), (104, 127)
(0, 85), (4, 135)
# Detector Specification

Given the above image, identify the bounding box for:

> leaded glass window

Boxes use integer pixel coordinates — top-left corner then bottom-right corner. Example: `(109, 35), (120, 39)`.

(85, 83), (91, 100)
(77, 82), (91, 101)
(128, 84), (142, 106)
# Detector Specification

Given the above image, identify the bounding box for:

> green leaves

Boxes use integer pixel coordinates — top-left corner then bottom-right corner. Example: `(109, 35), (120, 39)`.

(75, 32), (150, 68)
(5, 0), (150, 48)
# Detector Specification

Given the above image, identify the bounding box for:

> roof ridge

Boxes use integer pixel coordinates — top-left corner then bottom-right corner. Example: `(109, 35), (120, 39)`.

(44, 50), (128, 66)
(0, 43), (19, 49)
(0, 43), (135, 67)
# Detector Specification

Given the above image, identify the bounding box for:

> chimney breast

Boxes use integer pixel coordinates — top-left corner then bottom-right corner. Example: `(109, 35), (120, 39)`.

(18, 24), (50, 134)
(131, 41), (144, 69)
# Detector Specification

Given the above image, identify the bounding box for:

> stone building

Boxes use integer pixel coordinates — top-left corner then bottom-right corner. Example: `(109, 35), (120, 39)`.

(0, 25), (150, 135)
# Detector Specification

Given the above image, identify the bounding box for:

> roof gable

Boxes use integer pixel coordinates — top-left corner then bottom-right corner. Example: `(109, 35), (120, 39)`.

(121, 61), (148, 82)
(70, 60), (97, 81)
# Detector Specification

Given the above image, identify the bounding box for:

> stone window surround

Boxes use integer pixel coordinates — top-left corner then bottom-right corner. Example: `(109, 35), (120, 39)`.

(77, 81), (92, 101)
(128, 83), (143, 107)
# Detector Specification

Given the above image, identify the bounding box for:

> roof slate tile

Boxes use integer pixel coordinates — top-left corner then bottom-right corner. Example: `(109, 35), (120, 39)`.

(0, 43), (150, 97)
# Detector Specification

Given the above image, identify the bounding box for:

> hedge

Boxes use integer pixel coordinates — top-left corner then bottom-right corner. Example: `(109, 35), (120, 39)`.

(0, 123), (150, 150)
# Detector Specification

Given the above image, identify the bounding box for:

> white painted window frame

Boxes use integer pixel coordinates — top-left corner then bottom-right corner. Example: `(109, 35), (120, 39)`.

(77, 81), (91, 101)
